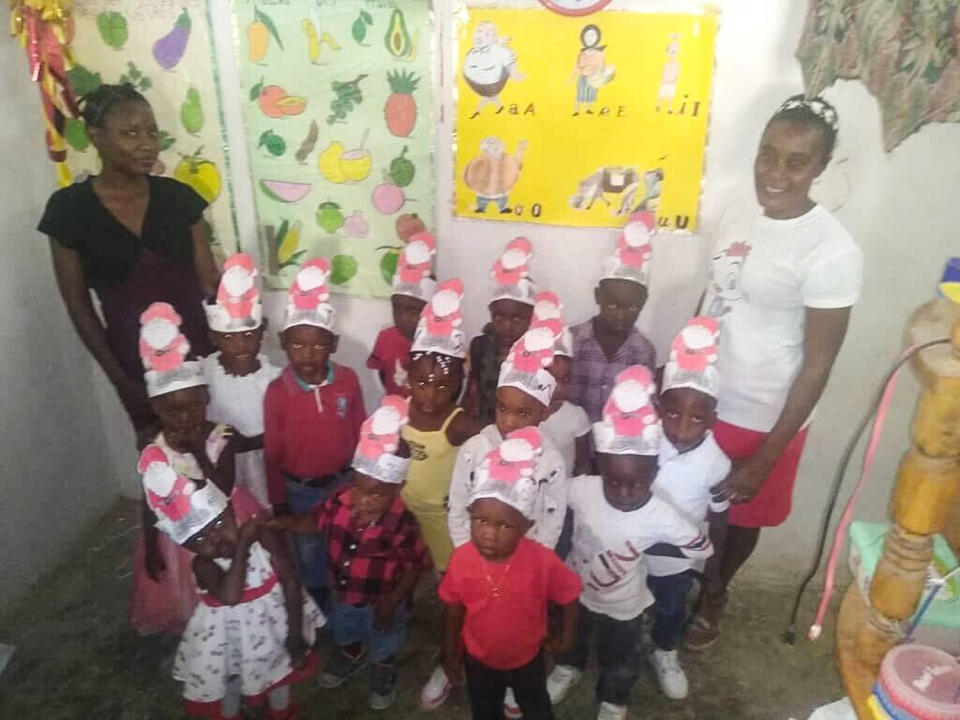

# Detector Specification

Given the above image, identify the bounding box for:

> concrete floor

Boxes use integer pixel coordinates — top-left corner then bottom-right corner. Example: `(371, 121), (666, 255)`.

(0, 500), (846, 719)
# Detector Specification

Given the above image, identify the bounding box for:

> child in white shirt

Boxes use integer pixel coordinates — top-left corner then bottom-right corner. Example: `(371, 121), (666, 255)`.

(202, 254), (280, 508)
(549, 365), (712, 720)
(647, 317), (730, 700)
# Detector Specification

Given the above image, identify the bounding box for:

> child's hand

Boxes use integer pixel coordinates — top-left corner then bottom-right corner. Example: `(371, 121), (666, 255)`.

(543, 632), (573, 656)
(442, 652), (465, 686)
(373, 593), (400, 630)
(238, 518), (263, 546)
(286, 633), (307, 668)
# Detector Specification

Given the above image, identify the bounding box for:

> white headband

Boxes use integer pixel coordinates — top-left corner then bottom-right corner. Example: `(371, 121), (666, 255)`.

(593, 365), (661, 456)
(498, 325), (558, 407)
(205, 253), (263, 333)
(662, 317), (721, 399)
(351, 395), (411, 485)
(468, 427), (543, 520)
(140, 302), (206, 398)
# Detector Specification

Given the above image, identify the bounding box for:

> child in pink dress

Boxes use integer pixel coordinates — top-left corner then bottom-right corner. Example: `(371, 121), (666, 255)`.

(129, 302), (261, 637)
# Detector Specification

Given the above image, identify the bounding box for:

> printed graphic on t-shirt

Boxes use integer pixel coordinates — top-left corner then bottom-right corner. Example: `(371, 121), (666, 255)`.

(392, 359), (408, 391)
(336, 395), (348, 418)
(406, 438), (428, 462)
(707, 240), (751, 320)
(569, 521), (643, 592)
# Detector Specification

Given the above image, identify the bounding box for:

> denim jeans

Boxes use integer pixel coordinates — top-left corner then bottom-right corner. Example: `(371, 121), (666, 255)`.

(554, 603), (642, 706)
(647, 571), (694, 651)
(285, 476), (345, 600)
(330, 598), (407, 664)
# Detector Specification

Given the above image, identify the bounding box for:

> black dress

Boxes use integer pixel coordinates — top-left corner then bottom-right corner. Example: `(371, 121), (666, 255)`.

(38, 176), (213, 382)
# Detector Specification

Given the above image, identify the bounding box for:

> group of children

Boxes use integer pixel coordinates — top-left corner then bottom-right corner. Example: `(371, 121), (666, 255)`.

(134, 213), (734, 720)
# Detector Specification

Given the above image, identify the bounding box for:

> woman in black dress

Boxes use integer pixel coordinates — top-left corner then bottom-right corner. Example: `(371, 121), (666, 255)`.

(39, 84), (220, 446)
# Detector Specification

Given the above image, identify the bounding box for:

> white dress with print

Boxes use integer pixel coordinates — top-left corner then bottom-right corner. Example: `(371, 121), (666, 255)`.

(173, 542), (326, 704)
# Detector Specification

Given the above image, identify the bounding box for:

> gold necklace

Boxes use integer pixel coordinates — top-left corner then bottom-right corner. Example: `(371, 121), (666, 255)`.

(482, 558), (513, 598)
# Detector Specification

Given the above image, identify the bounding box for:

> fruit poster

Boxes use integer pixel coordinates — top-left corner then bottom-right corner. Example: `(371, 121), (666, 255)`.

(65, 0), (238, 257)
(453, 7), (717, 232)
(231, 0), (434, 297)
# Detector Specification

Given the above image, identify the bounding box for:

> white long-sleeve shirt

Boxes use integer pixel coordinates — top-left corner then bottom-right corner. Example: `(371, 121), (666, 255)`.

(447, 423), (567, 551)
(566, 475), (714, 620)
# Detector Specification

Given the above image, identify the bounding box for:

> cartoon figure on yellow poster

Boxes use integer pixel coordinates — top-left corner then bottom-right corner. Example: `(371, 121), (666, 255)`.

(462, 21), (525, 118)
(571, 25), (614, 116)
(453, 7), (717, 231)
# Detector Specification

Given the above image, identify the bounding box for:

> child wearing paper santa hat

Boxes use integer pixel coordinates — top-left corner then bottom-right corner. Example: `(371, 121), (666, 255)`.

(401, 279), (478, 576)
(263, 258), (366, 607)
(270, 396), (430, 711)
(549, 365), (713, 720)
(367, 232), (438, 397)
(534, 291), (592, 478)
(466, 237), (539, 426)
(570, 213), (657, 424)
(426, 324), (568, 715)
(439, 427), (582, 720)
(645, 317), (730, 699)
(138, 441), (325, 720)
(201, 253), (281, 508)
(129, 302), (262, 637)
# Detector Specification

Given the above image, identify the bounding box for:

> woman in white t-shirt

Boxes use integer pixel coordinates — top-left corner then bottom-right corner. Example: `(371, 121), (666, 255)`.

(689, 95), (863, 650)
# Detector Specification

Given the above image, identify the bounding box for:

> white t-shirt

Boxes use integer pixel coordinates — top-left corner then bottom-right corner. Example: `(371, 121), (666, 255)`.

(541, 401), (591, 476)
(703, 202), (863, 432)
(203, 353), (281, 508)
(566, 475), (713, 621)
(463, 44), (516, 87)
(447, 424), (567, 551)
(648, 432), (730, 577)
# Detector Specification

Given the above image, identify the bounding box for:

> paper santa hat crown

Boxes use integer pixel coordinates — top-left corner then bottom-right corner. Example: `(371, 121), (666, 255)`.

(138, 443), (228, 545)
(600, 211), (655, 287)
(532, 291), (573, 358)
(469, 426), (543, 520)
(352, 395), (411, 485)
(205, 253), (263, 333)
(490, 237), (538, 306)
(498, 325), (558, 407)
(283, 258), (336, 333)
(593, 365), (662, 456)
(662, 316), (721, 399)
(411, 278), (467, 359)
(392, 232), (438, 302)
(140, 302), (206, 398)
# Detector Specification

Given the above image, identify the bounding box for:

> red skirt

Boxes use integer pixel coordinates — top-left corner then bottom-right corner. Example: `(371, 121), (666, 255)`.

(713, 420), (809, 528)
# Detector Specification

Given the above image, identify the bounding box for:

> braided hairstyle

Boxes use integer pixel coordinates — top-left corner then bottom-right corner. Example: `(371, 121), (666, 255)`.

(409, 351), (465, 400)
(769, 94), (840, 158)
(80, 83), (149, 128)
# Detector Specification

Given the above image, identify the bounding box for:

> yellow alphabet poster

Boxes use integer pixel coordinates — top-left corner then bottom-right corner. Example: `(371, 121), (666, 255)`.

(454, 7), (717, 231)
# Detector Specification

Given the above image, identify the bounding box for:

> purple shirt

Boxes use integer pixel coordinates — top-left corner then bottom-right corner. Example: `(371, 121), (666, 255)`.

(570, 318), (656, 423)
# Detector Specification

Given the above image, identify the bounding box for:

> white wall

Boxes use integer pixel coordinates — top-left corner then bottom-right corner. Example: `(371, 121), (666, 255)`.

(0, 39), (118, 613)
(120, 0), (960, 575)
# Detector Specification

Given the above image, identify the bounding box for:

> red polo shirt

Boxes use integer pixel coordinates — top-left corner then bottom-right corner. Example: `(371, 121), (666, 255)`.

(264, 364), (366, 504)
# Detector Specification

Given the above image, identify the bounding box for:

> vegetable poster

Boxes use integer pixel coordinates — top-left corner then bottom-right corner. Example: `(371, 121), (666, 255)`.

(65, 0), (238, 257)
(454, 7), (717, 231)
(231, 0), (434, 297)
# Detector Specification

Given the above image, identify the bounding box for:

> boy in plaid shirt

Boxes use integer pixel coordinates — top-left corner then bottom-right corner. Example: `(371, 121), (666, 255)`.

(570, 212), (657, 423)
(273, 396), (430, 711)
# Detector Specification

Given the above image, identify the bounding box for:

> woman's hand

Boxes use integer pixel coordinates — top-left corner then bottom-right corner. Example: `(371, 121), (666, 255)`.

(719, 454), (773, 504)
(285, 632), (307, 668)
(144, 531), (167, 582)
(442, 651), (465, 686)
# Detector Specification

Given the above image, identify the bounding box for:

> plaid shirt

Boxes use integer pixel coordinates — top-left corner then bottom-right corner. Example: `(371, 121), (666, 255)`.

(315, 486), (430, 606)
(570, 318), (656, 423)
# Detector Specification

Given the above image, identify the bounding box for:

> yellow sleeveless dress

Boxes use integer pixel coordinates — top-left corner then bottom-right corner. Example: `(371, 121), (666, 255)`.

(401, 408), (463, 571)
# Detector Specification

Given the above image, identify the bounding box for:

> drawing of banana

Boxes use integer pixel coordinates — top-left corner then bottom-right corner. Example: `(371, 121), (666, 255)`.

(303, 17), (340, 64)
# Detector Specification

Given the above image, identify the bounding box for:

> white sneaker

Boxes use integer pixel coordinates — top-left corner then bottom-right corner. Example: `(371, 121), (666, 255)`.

(546, 664), (582, 705)
(419, 664), (452, 710)
(504, 687), (522, 718)
(648, 647), (689, 699)
(597, 701), (627, 720)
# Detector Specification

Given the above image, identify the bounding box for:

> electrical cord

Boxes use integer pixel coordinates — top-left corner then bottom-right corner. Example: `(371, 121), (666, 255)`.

(781, 337), (951, 645)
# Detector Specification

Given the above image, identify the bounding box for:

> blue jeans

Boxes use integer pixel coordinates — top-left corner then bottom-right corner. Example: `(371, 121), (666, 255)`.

(330, 599), (407, 663)
(286, 477), (345, 599)
(475, 195), (508, 212)
(647, 571), (694, 651)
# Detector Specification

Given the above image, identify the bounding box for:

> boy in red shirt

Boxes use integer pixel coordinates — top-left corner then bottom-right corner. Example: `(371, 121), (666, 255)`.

(367, 233), (436, 397)
(264, 259), (366, 604)
(439, 427), (582, 720)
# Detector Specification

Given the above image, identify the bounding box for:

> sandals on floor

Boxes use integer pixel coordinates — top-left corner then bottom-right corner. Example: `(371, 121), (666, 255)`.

(685, 615), (720, 651)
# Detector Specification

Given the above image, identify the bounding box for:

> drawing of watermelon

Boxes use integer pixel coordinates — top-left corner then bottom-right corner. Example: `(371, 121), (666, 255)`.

(260, 179), (312, 203)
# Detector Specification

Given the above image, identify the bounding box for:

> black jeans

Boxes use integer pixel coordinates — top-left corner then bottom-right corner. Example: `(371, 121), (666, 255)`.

(464, 650), (554, 720)
(647, 570), (694, 651)
(554, 603), (642, 706)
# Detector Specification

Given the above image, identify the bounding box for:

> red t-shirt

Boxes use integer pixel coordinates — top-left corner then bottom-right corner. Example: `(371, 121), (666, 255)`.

(439, 537), (582, 670)
(366, 326), (412, 397)
(263, 364), (366, 504)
